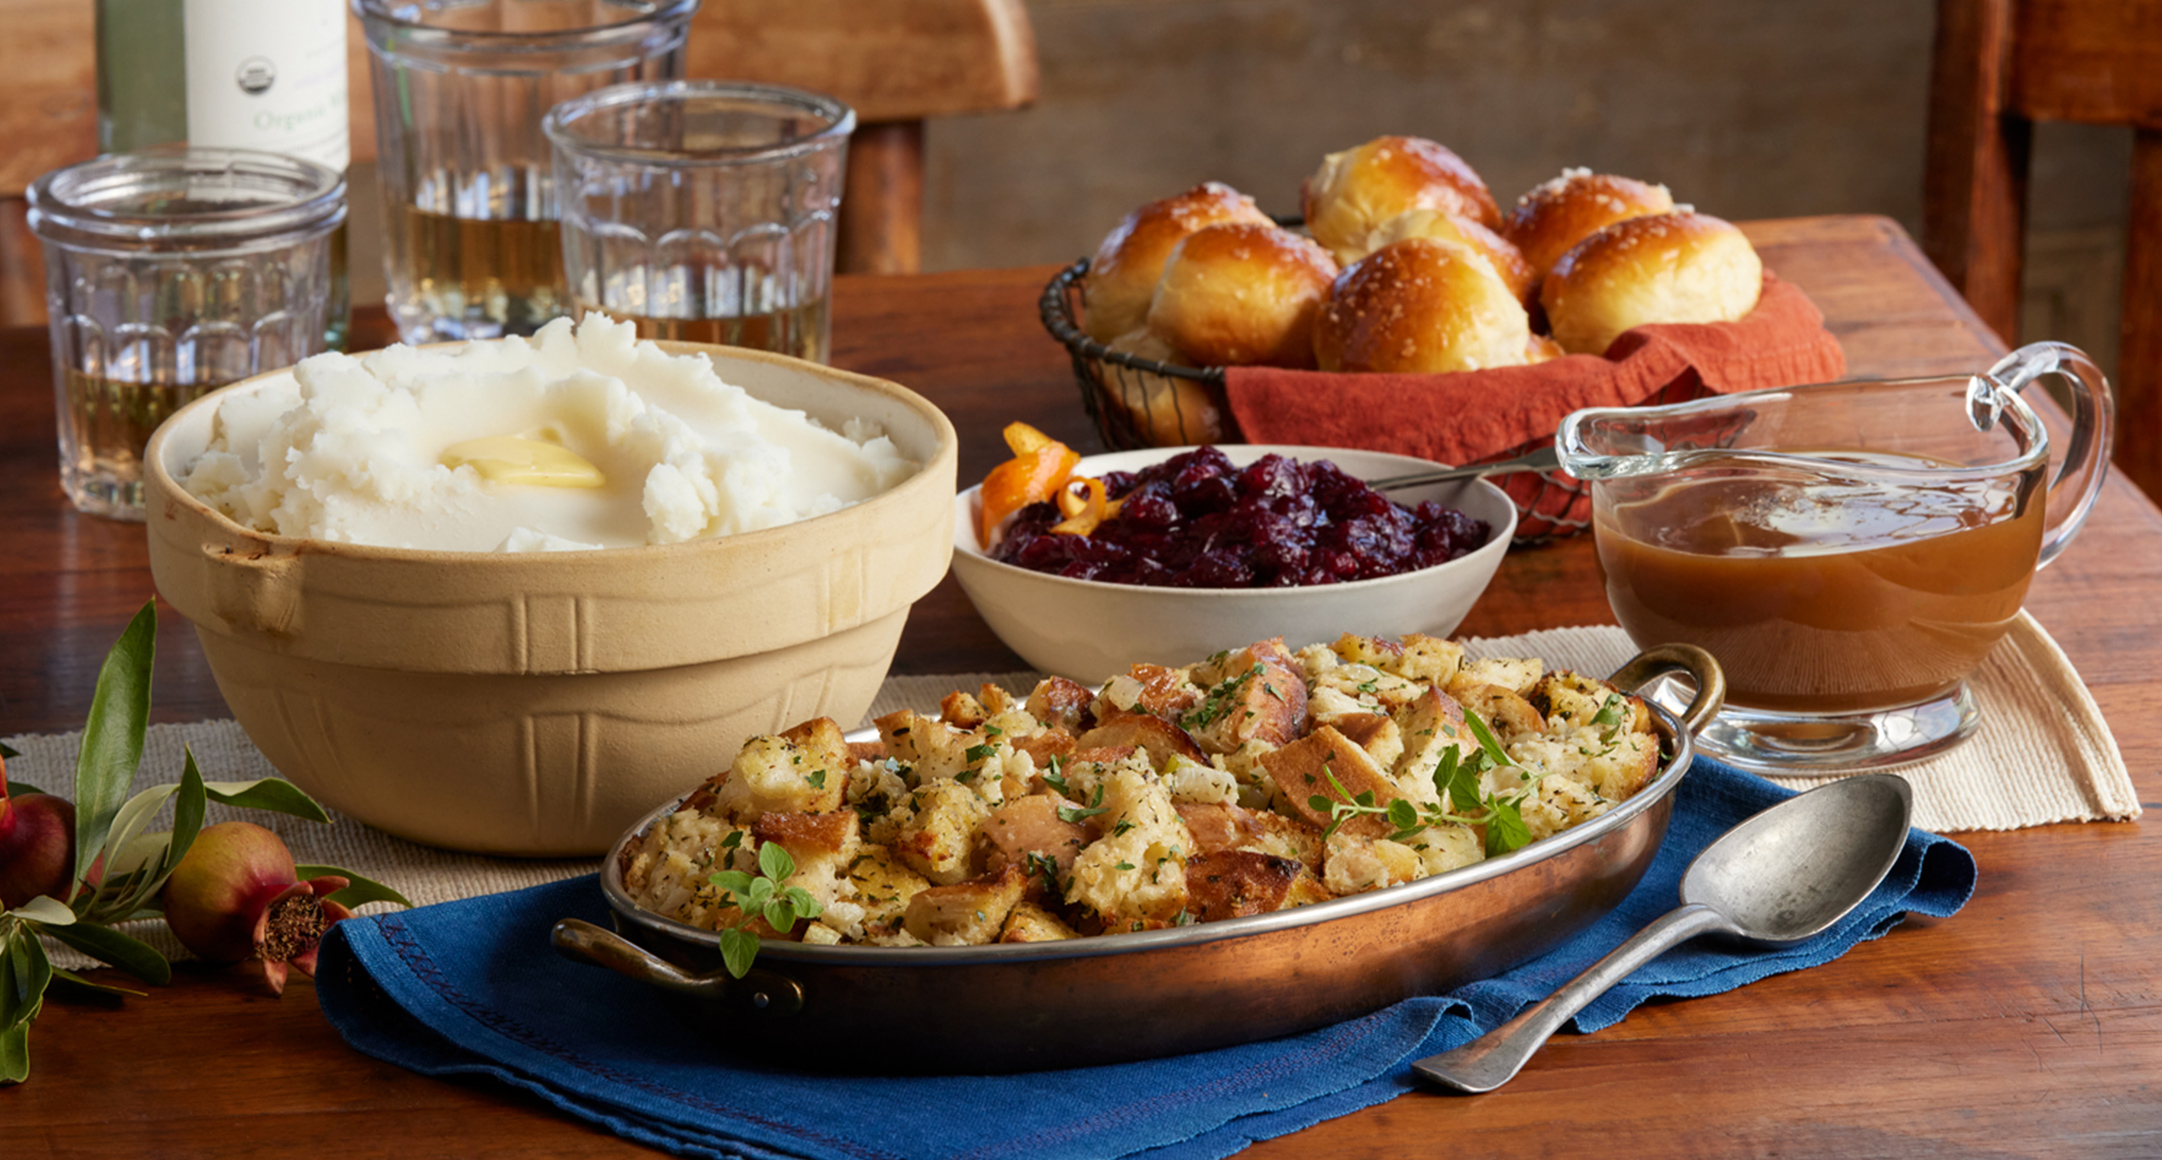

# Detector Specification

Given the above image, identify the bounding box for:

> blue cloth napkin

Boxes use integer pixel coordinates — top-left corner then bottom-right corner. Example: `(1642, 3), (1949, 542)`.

(316, 759), (1975, 1160)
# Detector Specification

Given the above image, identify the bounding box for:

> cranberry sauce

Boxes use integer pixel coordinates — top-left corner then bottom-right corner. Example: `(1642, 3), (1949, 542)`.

(990, 446), (1491, 588)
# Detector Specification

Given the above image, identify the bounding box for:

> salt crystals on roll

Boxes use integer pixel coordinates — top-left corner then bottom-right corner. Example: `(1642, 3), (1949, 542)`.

(181, 314), (918, 552)
(1314, 237), (1534, 374)
(1301, 135), (1503, 262)
(1542, 210), (1764, 356)
(1503, 168), (1677, 285)
(1081, 181), (1273, 343)
(1146, 221), (1339, 369)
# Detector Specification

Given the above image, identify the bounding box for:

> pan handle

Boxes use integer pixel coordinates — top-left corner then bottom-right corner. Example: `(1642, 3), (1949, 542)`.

(551, 918), (805, 1017)
(1606, 643), (1725, 736)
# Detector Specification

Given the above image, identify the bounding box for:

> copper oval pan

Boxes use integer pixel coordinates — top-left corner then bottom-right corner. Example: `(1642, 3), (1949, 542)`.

(559, 645), (1724, 1072)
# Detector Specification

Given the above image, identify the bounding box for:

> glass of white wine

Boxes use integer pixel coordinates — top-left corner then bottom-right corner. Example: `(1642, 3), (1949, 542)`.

(26, 146), (345, 520)
(353, 0), (699, 345)
(544, 80), (854, 364)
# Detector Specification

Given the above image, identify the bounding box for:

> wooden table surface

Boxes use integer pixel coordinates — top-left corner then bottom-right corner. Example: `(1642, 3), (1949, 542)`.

(6, 215), (2161, 1157)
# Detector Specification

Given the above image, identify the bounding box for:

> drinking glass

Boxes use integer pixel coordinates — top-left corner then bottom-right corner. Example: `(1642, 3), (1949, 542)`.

(27, 146), (345, 520)
(544, 80), (854, 364)
(1557, 342), (2113, 773)
(353, 0), (698, 345)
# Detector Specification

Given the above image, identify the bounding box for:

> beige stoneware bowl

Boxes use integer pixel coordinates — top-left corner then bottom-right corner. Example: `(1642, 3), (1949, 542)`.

(143, 342), (958, 856)
(950, 445), (1517, 684)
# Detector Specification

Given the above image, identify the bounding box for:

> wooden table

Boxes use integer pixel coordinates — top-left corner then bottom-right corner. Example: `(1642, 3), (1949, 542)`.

(6, 216), (2160, 1157)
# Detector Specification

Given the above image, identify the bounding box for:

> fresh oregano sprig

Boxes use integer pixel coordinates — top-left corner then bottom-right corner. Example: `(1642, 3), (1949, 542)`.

(1306, 707), (1535, 856)
(707, 841), (823, 979)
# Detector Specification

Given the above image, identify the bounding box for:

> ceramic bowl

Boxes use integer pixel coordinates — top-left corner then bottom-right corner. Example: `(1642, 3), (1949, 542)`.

(142, 343), (957, 856)
(949, 445), (1516, 683)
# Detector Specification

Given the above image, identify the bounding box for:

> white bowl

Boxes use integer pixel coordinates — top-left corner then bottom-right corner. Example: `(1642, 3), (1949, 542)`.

(949, 445), (1516, 682)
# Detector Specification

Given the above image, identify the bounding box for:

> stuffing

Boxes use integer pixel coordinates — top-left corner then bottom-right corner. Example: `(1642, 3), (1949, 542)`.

(707, 717), (850, 822)
(619, 633), (1664, 953)
(904, 865), (1029, 946)
(895, 781), (992, 884)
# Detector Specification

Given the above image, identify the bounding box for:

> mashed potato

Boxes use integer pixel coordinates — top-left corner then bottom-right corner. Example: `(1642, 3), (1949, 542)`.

(182, 315), (918, 551)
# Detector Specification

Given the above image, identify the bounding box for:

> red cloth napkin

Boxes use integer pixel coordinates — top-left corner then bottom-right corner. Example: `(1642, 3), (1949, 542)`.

(1223, 273), (1846, 467)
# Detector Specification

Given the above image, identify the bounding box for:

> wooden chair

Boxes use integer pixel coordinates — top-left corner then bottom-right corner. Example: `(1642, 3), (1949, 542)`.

(1924, 0), (2162, 498)
(0, 0), (1036, 325)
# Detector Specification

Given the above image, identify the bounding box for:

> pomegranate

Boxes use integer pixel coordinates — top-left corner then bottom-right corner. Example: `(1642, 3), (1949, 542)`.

(160, 821), (352, 995)
(0, 765), (76, 910)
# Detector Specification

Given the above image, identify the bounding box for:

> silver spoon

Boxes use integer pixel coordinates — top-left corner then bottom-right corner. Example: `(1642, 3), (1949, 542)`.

(1412, 772), (1913, 1093)
(1366, 444), (1560, 493)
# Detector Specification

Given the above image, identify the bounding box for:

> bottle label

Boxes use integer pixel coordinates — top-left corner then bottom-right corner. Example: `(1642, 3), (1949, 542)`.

(183, 0), (349, 171)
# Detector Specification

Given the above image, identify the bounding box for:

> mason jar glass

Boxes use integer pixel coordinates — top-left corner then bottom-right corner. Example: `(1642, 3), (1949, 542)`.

(28, 146), (346, 520)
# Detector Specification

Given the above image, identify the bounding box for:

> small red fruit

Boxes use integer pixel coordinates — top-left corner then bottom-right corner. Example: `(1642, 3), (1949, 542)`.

(0, 763), (77, 910)
(161, 821), (352, 995)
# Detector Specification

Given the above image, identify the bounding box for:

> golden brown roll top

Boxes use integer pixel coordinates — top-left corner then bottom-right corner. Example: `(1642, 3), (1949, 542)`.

(1363, 208), (1537, 305)
(1147, 222), (1340, 369)
(1504, 169), (1676, 285)
(1082, 182), (1274, 343)
(1541, 211), (1764, 356)
(1301, 136), (1503, 262)
(1313, 237), (1532, 374)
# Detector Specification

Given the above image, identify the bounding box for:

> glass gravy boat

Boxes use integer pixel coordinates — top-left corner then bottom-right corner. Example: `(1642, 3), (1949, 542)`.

(1556, 342), (2114, 773)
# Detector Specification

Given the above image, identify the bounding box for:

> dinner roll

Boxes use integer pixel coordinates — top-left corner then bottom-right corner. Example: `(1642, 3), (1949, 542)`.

(1503, 169), (1676, 284)
(1525, 334), (1566, 364)
(1364, 208), (1537, 304)
(1542, 211), (1764, 356)
(1082, 182), (1274, 343)
(1148, 222), (1338, 368)
(1103, 328), (1229, 445)
(1301, 136), (1502, 262)
(1313, 237), (1532, 374)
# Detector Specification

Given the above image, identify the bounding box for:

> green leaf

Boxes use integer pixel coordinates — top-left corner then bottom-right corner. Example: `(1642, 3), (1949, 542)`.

(203, 777), (332, 824)
(718, 927), (759, 979)
(4, 780), (42, 799)
(72, 602), (157, 887)
(1, 928), (54, 1034)
(741, 879), (776, 910)
(781, 886), (823, 919)
(757, 842), (796, 883)
(167, 751), (208, 874)
(42, 922), (170, 986)
(763, 899), (800, 931)
(1307, 794), (1335, 814)
(47, 968), (147, 999)
(293, 865), (414, 909)
(7, 897), (74, 926)
(1386, 799), (1420, 831)
(1460, 707), (1513, 769)
(1, 1014), (29, 1084)
(1485, 800), (1533, 856)
(709, 870), (754, 897)
(0, 741), (19, 758)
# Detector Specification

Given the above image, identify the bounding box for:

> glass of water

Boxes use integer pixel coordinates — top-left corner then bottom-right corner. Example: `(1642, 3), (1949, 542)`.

(27, 147), (345, 520)
(353, 0), (698, 345)
(544, 80), (854, 363)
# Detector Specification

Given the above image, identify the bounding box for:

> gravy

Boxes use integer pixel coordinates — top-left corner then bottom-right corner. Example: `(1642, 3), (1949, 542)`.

(1596, 453), (2046, 713)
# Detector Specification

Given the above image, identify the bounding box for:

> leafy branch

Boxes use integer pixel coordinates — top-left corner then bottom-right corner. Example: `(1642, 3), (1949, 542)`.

(707, 841), (823, 979)
(1, 602), (399, 1085)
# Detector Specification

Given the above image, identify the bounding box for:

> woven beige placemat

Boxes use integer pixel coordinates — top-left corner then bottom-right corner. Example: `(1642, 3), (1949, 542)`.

(7, 612), (2134, 968)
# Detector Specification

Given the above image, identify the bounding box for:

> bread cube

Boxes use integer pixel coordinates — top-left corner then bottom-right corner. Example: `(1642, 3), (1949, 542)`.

(708, 717), (850, 822)
(903, 865), (1029, 946)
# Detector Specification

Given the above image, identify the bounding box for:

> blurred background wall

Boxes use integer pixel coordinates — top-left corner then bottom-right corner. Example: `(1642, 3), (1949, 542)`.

(899, 0), (2132, 377)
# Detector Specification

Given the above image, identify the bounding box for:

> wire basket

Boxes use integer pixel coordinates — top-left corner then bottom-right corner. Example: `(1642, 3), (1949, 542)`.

(1036, 257), (1622, 543)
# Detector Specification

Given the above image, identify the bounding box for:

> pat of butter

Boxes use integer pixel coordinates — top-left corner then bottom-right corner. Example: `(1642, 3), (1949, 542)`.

(441, 436), (605, 489)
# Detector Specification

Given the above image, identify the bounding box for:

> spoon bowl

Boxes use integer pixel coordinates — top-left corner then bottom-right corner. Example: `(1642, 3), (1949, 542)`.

(1413, 773), (1913, 1093)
